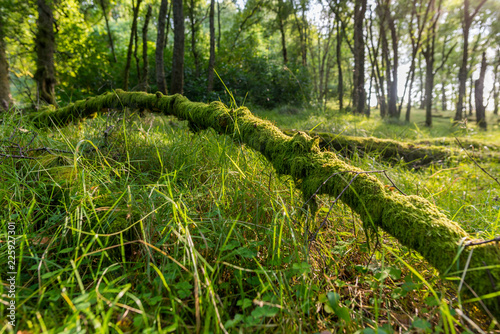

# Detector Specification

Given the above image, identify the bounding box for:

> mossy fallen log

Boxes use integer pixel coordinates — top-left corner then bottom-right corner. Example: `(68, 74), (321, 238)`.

(28, 90), (500, 317)
(282, 130), (456, 167)
(283, 130), (500, 167)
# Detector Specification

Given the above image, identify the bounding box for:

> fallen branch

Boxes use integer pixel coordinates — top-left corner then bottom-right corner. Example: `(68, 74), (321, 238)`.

(282, 130), (460, 167)
(27, 90), (500, 317)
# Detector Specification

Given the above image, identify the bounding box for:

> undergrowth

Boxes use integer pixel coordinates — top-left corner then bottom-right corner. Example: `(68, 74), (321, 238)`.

(0, 106), (499, 333)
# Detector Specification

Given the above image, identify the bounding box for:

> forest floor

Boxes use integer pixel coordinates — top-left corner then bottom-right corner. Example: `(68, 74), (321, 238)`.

(1, 103), (499, 333)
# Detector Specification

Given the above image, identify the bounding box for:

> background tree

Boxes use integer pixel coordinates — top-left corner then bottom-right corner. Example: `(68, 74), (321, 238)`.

(207, 0), (216, 92)
(0, 7), (12, 110)
(140, 5), (152, 91)
(35, 0), (56, 105)
(454, 0), (487, 121)
(474, 51), (487, 129)
(123, 0), (142, 91)
(352, 0), (367, 115)
(171, 0), (185, 94)
(99, 0), (117, 63)
(156, 0), (169, 94)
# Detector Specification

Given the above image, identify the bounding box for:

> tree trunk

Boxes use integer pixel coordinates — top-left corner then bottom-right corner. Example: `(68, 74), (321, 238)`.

(494, 51), (499, 115)
(164, 0), (172, 49)
(141, 5), (152, 92)
(277, 0), (288, 65)
(419, 54), (425, 109)
(336, 19), (343, 112)
(468, 76), (473, 117)
(352, 0), (367, 115)
(424, 53), (434, 127)
(124, 0), (142, 91)
(171, 0), (185, 94)
(441, 81), (447, 111)
(35, 0), (56, 105)
(301, 4), (307, 66)
(99, 0), (117, 63)
(455, 0), (486, 121)
(207, 0), (215, 93)
(475, 52), (487, 129)
(217, 1), (221, 50)
(134, 17), (141, 85)
(0, 10), (12, 111)
(189, 0), (201, 78)
(387, 14), (398, 118)
(156, 0), (169, 94)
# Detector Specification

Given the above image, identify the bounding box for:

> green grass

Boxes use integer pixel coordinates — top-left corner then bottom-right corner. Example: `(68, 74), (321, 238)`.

(1, 105), (499, 333)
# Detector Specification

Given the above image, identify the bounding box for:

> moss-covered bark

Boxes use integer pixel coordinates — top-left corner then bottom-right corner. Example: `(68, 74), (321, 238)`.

(283, 130), (455, 167)
(28, 90), (500, 317)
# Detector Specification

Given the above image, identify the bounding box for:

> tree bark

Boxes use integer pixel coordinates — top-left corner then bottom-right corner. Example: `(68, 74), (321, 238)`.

(99, 0), (117, 63)
(28, 90), (500, 318)
(387, 13), (398, 118)
(124, 0), (142, 91)
(217, 1), (221, 50)
(188, 0), (201, 78)
(352, 0), (367, 115)
(455, 0), (487, 121)
(0, 9), (12, 111)
(207, 0), (215, 93)
(156, 0), (169, 94)
(35, 0), (56, 105)
(475, 52), (487, 129)
(141, 5), (152, 92)
(494, 50), (499, 115)
(171, 0), (185, 94)
(336, 18), (343, 112)
(277, 0), (288, 64)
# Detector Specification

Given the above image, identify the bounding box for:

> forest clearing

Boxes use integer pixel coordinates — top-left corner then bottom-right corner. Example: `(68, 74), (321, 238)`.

(1, 0), (500, 332)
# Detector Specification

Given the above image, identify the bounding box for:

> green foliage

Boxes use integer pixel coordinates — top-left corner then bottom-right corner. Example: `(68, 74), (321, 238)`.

(2, 103), (500, 332)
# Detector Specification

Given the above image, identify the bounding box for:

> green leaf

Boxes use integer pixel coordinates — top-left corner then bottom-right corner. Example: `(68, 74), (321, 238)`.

(334, 306), (351, 323)
(224, 314), (244, 329)
(326, 291), (340, 309)
(251, 305), (278, 318)
(237, 298), (253, 310)
(412, 317), (432, 332)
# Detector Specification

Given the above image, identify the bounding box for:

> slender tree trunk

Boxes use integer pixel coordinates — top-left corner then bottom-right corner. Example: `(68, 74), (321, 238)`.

(156, 0), (169, 94)
(0, 10), (12, 111)
(455, 0), (486, 120)
(352, 0), (367, 114)
(217, 1), (221, 50)
(99, 0), (117, 63)
(336, 19), (343, 111)
(424, 54), (434, 127)
(301, 5), (307, 66)
(207, 0), (216, 92)
(441, 81), (447, 111)
(189, 0), (201, 77)
(141, 5), (152, 91)
(468, 76), (473, 116)
(277, 1), (288, 64)
(171, 0), (185, 94)
(419, 54), (425, 109)
(494, 50), (499, 115)
(387, 15), (398, 118)
(35, 0), (56, 105)
(164, 0), (172, 48)
(475, 52), (487, 129)
(124, 0), (142, 91)
(134, 18), (141, 84)
(455, 22), (468, 120)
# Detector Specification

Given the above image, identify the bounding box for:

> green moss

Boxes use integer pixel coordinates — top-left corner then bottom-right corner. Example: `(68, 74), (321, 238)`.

(27, 90), (500, 316)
